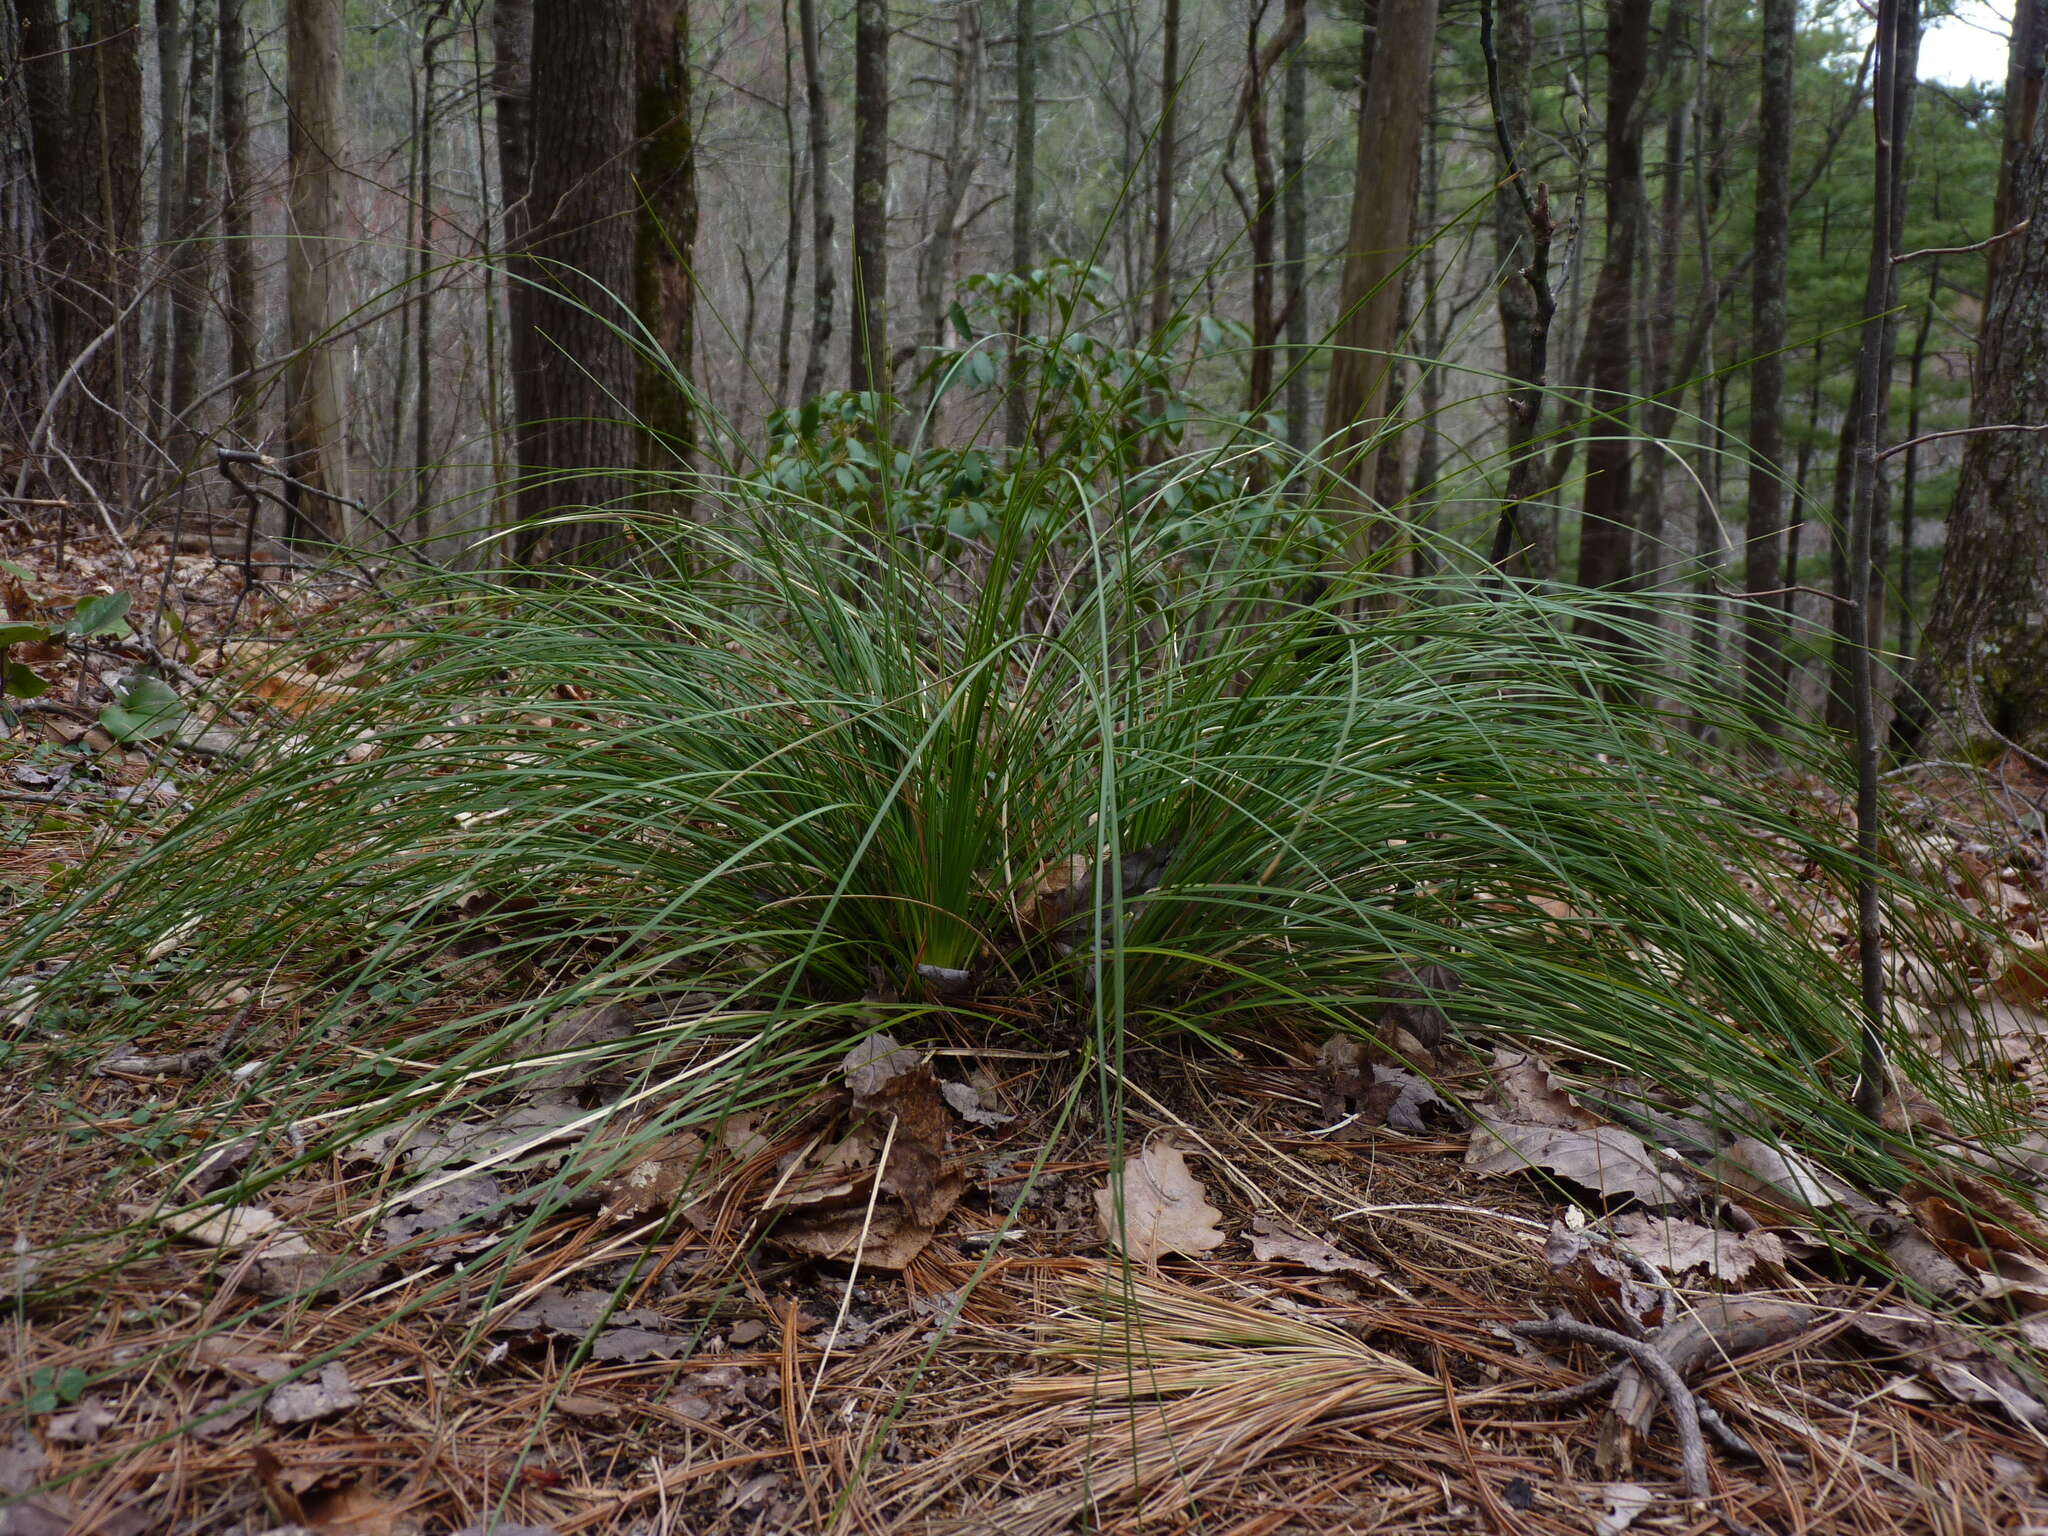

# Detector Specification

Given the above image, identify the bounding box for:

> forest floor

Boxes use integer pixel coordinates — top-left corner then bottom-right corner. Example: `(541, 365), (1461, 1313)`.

(6, 532), (2048, 1535)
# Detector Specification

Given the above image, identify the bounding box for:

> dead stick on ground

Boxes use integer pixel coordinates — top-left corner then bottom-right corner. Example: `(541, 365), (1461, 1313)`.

(1510, 1316), (1711, 1498)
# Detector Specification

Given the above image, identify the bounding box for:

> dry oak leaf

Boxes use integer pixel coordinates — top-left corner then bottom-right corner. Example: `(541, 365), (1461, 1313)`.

(264, 1361), (360, 1427)
(1095, 1141), (1226, 1264)
(1486, 1050), (1604, 1129)
(1854, 1303), (2048, 1428)
(1467, 1119), (1697, 1205)
(1247, 1215), (1381, 1278)
(1608, 1212), (1785, 1284)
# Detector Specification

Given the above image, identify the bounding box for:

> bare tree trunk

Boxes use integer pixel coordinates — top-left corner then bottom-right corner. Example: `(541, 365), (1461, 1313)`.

(798, 0), (832, 400)
(1739, 0), (1793, 733)
(52, 0), (143, 505)
(849, 0), (890, 400)
(1900, 0), (2048, 753)
(19, 0), (67, 238)
(1004, 0), (1035, 450)
(1570, 0), (1652, 627)
(918, 0), (984, 404)
(1895, 262), (1938, 661)
(411, 1), (454, 529)
(1481, 0), (1558, 575)
(774, 0), (800, 407)
(512, 0), (637, 562)
(1320, 0), (1439, 551)
(149, 0), (183, 445)
(1825, 0), (1919, 730)
(284, 0), (352, 540)
(1281, 25), (1308, 457)
(166, 0), (217, 466)
(635, 0), (698, 484)
(1235, 0), (1305, 418)
(1146, 0), (1180, 343)
(492, 0), (531, 500)
(1, 0), (51, 458)
(216, 0), (256, 432)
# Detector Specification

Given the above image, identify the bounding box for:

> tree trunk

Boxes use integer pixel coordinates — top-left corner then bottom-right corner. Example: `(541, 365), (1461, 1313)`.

(1281, 26), (1308, 457)
(1571, 0), (1652, 622)
(918, 0), (984, 407)
(1895, 272), (1937, 661)
(165, 0), (217, 467)
(1238, 0), (1305, 419)
(284, 0), (352, 540)
(1901, 0), (2048, 753)
(849, 0), (889, 398)
(1319, 0), (1439, 551)
(1482, 0), (1558, 576)
(410, 1), (454, 529)
(216, 0), (256, 430)
(1, 0), (51, 458)
(774, 0), (800, 407)
(1825, 0), (1919, 730)
(635, 0), (698, 483)
(1739, 0), (1793, 733)
(148, 0), (183, 444)
(511, 0), (637, 562)
(1004, 0), (1035, 450)
(797, 0), (832, 400)
(1146, 0), (1180, 343)
(50, 0), (143, 505)
(493, 0), (531, 253)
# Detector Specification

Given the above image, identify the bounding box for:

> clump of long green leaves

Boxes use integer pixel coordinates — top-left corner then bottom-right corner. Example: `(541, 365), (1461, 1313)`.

(8, 456), (1999, 1201)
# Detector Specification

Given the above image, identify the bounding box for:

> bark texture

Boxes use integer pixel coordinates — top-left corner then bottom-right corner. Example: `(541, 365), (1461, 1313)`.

(849, 0), (890, 397)
(1571, 0), (1652, 617)
(1903, 1), (2048, 753)
(1740, 0), (1793, 730)
(1319, 0), (1439, 548)
(1, 0), (51, 456)
(1004, 0), (1034, 449)
(49, 0), (143, 503)
(285, 0), (352, 537)
(216, 0), (256, 423)
(635, 0), (698, 478)
(512, 0), (637, 561)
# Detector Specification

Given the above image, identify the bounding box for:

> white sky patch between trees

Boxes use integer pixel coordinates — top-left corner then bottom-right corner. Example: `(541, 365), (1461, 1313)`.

(1918, 0), (2013, 86)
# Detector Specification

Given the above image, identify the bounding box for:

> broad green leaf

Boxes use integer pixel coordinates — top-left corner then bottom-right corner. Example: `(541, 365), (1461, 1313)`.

(0, 622), (51, 648)
(65, 592), (132, 638)
(3, 661), (51, 699)
(100, 674), (185, 742)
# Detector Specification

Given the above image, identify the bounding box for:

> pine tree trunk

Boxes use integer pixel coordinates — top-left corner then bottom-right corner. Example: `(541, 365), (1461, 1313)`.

(512, 0), (637, 562)
(284, 0), (352, 539)
(635, 0), (698, 488)
(1571, 0), (1652, 623)
(849, 0), (890, 400)
(1320, 0), (1439, 552)
(1146, 0), (1180, 344)
(918, 0), (984, 395)
(1740, 0), (1793, 732)
(216, 0), (256, 429)
(1280, 29), (1308, 457)
(1004, 0), (1035, 450)
(2, 0), (52, 460)
(50, 0), (143, 505)
(166, 0), (217, 468)
(1482, 0), (1557, 575)
(1901, 0), (2048, 753)
(1825, 0), (1919, 731)
(797, 0), (832, 401)
(1240, 0), (1305, 419)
